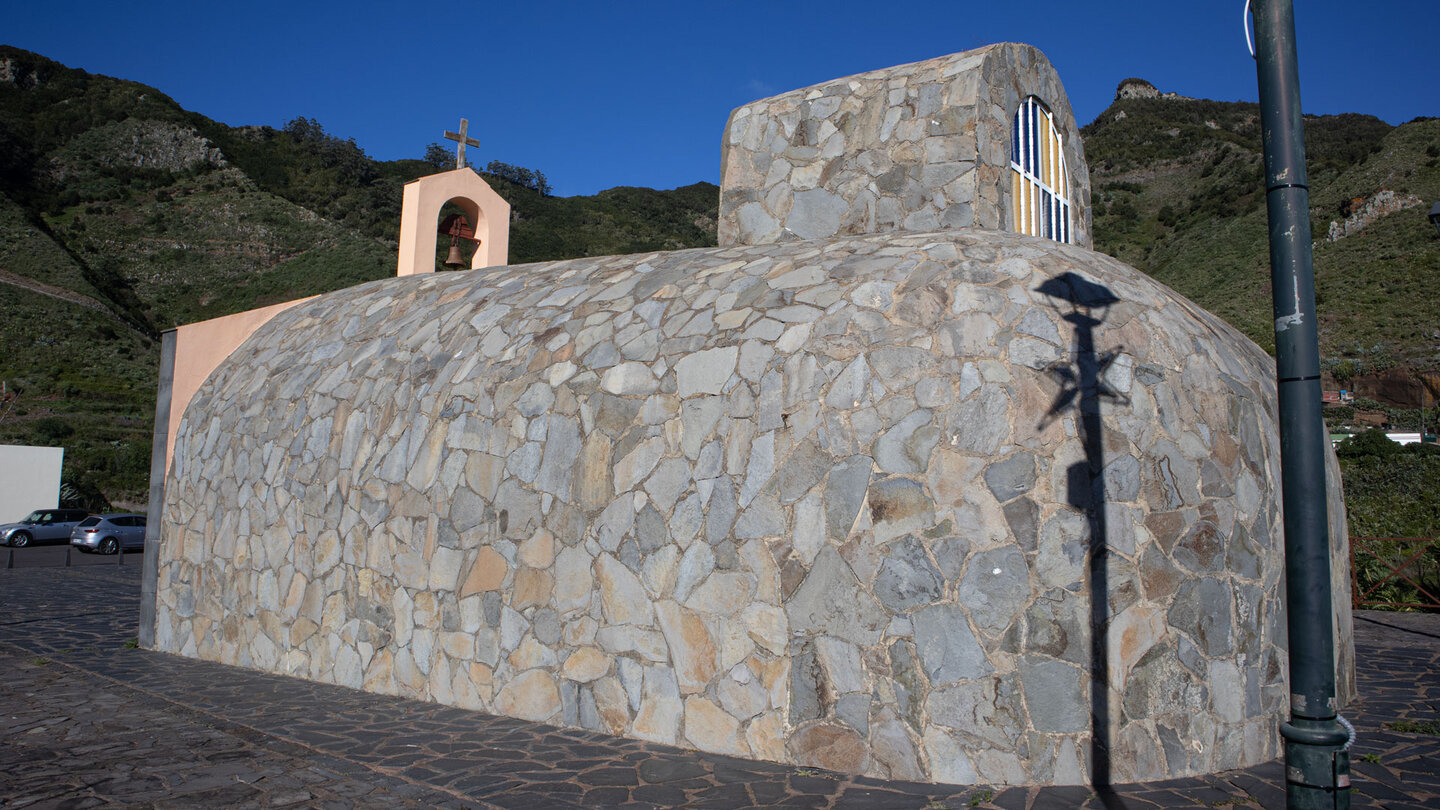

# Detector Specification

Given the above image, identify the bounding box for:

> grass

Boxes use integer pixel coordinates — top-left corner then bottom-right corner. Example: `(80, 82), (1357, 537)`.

(0, 194), (108, 297)
(1386, 719), (1440, 735)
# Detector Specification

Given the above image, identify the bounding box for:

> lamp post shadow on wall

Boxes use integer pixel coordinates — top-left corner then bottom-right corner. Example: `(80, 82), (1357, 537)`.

(1037, 271), (1128, 798)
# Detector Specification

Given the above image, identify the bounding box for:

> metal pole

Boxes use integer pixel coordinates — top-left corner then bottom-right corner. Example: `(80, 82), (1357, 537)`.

(1251, 1), (1351, 807)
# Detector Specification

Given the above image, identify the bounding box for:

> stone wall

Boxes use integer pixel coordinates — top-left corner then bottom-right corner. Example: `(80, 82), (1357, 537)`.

(718, 44), (1092, 250)
(154, 227), (1350, 785)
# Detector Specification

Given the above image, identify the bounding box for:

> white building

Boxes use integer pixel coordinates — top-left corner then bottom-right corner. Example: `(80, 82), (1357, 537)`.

(0, 445), (64, 522)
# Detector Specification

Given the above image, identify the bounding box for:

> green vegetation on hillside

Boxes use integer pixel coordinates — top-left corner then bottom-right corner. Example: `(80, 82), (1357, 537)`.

(1085, 94), (1440, 369)
(509, 182), (719, 261)
(0, 46), (719, 504)
(0, 282), (154, 502)
(3, 46), (1437, 514)
(1337, 430), (1440, 608)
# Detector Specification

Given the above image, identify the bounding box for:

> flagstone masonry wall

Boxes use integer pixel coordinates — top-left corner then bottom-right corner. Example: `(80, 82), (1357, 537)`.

(719, 43), (1092, 250)
(153, 228), (1351, 785)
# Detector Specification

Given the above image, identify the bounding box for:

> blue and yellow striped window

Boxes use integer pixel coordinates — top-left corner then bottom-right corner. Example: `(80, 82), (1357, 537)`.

(1010, 97), (1071, 244)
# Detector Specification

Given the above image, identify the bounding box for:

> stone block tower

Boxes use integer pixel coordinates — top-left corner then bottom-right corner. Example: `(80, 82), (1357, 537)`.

(719, 43), (1092, 250)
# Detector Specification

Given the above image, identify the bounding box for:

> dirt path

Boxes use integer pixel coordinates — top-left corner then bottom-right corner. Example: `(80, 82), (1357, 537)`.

(0, 266), (117, 314)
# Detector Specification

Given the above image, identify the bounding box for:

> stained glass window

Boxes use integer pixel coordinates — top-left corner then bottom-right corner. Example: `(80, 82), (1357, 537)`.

(1010, 97), (1071, 244)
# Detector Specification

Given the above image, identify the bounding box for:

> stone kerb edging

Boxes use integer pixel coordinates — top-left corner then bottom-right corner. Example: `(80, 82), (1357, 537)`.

(155, 229), (1346, 786)
(718, 43), (1092, 250)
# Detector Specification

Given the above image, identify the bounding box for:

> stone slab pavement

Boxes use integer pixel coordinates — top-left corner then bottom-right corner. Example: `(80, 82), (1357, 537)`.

(1, 565), (1436, 809)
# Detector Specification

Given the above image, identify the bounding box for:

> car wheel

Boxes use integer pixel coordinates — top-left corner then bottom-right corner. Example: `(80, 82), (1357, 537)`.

(99, 537), (118, 555)
(11, 532), (30, 548)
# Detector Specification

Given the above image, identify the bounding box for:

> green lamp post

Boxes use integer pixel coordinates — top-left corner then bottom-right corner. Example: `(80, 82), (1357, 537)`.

(1250, 1), (1351, 807)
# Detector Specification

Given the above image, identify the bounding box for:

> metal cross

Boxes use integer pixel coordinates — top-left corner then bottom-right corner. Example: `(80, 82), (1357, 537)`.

(443, 118), (480, 169)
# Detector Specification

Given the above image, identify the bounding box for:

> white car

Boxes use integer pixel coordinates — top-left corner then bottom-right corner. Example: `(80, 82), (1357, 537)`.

(1, 508), (91, 547)
(70, 514), (147, 555)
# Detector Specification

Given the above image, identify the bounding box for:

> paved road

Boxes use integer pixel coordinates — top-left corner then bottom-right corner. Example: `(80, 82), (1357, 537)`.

(1, 566), (1437, 809)
(2, 543), (143, 569)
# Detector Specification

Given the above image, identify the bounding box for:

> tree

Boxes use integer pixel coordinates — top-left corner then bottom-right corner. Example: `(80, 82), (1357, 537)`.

(282, 116), (327, 144)
(485, 160), (552, 196)
(1337, 428), (1400, 459)
(423, 143), (451, 170)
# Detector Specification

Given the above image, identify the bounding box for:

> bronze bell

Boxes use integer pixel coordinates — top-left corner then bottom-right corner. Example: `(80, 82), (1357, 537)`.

(444, 239), (467, 268)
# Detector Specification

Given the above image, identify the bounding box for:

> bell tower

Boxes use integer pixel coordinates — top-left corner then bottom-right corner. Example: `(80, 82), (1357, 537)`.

(396, 118), (511, 276)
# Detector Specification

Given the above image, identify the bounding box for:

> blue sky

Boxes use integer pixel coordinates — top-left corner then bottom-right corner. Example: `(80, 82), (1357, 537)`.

(5, 1), (1436, 197)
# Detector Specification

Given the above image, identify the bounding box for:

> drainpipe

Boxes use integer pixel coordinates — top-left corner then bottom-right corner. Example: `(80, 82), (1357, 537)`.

(1250, 1), (1351, 807)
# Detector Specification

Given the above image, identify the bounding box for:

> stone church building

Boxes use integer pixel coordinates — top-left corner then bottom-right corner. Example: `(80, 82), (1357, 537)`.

(140, 43), (1351, 786)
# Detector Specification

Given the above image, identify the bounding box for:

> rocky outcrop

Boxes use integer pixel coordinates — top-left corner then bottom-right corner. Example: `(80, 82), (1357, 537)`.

(1347, 368), (1428, 409)
(1326, 190), (1424, 242)
(49, 120), (225, 179)
(0, 57), (39, 88)
(1114, 79), (1194, 103)
(1116, 79), (1160, 101)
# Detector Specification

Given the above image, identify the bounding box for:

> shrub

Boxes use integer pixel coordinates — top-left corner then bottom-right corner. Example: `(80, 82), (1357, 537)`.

(1338, 428), (1402, 459)
(34, 416), (74, 442)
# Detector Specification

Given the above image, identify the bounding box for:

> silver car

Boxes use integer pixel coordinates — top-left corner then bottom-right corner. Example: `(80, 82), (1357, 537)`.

(1, 508), (91, 547)
(70, 514), (147, 555)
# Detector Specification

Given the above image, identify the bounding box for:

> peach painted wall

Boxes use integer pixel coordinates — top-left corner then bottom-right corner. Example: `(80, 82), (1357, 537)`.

(164, 298), (314, 472)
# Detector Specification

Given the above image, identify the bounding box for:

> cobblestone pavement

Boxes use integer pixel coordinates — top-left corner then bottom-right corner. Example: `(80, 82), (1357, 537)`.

(1, 567), (1436, 809)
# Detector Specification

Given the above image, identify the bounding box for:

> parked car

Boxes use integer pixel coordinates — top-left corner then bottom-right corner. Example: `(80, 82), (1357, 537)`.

(1, 508), (91, 547)
(70, 514), (147, 555)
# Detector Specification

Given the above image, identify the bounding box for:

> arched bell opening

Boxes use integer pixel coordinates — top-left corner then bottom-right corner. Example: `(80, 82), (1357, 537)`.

(435, 197), (488, 271)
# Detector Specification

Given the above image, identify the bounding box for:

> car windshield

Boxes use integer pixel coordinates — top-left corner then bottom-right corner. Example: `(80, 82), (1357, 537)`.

(21, 511), (44, 523)
(78, 517), (101, 527)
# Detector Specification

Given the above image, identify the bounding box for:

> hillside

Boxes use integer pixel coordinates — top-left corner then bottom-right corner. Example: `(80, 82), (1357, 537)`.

(1084, 83), (1440, 391)
(2, 49), (1437, 507)
(0, 46), (719, 505)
